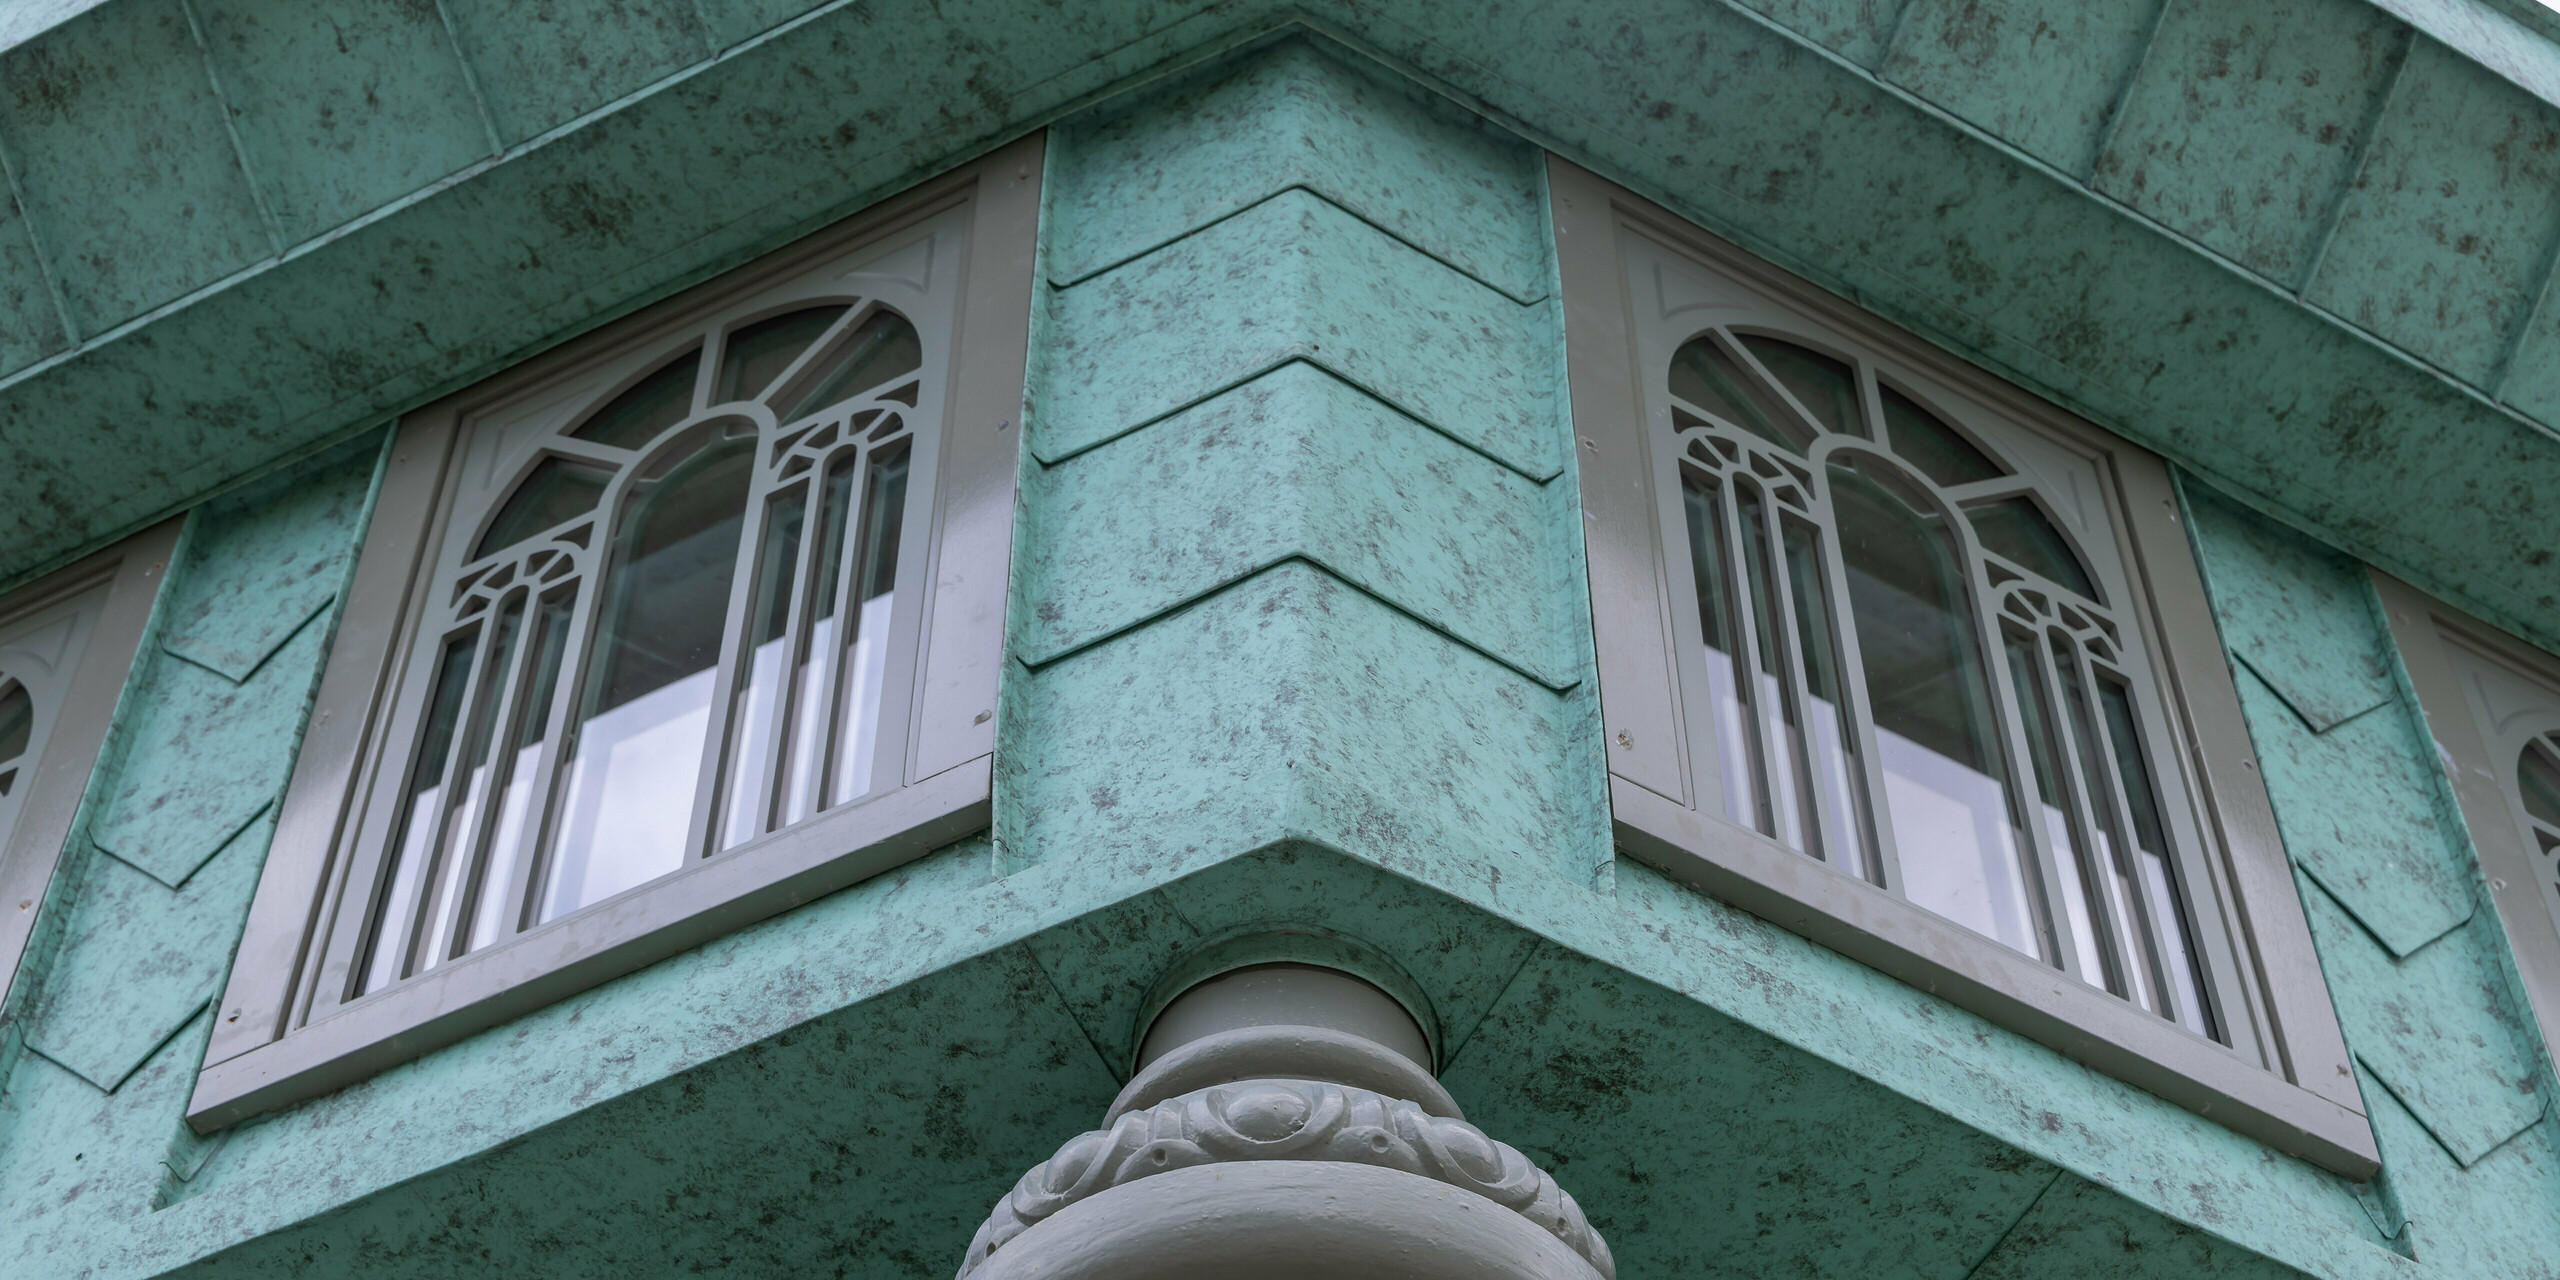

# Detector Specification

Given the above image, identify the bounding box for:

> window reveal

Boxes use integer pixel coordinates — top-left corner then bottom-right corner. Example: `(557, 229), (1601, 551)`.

(352, 306), (926, 996)
(1666, 332), (2221, 1041)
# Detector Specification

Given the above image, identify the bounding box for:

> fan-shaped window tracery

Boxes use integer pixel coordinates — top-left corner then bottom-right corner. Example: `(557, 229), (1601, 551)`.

(355, 301), (933, 996)
(1666, 331), (2220, 1041)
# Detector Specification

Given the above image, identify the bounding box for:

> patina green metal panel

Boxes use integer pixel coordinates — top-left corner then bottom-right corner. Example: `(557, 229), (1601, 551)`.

(2305, 36), (2560, 385)
(2183, 483), (2400, 734)
(189, 0), (494, 245)
(0, 0), (272, 336)
(1446, 941), (2063, 1280)
(20, 809), (272, 1092)
(2090, 0), (2409, 284)
(437, 0), (710, 145)
(1032, 189), (1561, 478)
(2360, 1063), (2560, 1276)
(1042, 39), (1548, 300)
(1964, 1171), (2307, 1280)
(1015, 362), (1577, 686)
(1881, 0), (2162, 175)
(2302, 876), (2545, 1166)
(0, 179), (67, 376)
(1729, 0), (1906, 70)
(1002, 564), (1600, 882)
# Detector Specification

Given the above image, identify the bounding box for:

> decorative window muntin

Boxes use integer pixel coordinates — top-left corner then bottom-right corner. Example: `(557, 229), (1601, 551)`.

(311, 222), (959, 1008)
(1645, 291), (2252, 1052)
(1552, 158), (2375, 1176)
(198, 144), (1039, 1131)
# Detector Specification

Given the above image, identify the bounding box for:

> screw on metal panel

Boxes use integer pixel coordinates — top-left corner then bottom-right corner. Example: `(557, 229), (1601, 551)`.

(997, 419), (1011, 431)
(974, 710), (992, 725)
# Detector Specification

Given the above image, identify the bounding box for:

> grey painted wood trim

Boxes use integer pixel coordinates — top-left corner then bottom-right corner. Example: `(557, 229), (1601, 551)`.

(2372, 569), (2560, 1085)
(0, 518), (183, 1020)
(190, 135), (1041, 1131)
(1550, 155), (2377, 1178)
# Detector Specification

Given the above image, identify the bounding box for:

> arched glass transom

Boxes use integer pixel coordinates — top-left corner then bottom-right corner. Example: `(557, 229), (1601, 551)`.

(341, 237), (949, 1001)
(1662, 326), (2227, 1042)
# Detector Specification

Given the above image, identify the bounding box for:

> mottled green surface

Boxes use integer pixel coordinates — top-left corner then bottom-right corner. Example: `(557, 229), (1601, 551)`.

(2, 20), (2559, 1280)
(2184, 477), (2557, 1266)
(1883, 0), (2163, 174)
(4, 0), (2560, 683)
(2090, 0), (2408, 283)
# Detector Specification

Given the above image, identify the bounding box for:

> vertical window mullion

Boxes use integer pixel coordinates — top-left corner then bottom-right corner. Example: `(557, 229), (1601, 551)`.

(392, 626), (496, 984)
(683, 459), (781, 864)
(1808, 488), (1903, 892)
(1721, 476), (1785, 841)
(439, 591), (544, 963)
(2025, 626), (2135, 994)
(755, 474), (831, 836)
(807, 446), (871, 810)
(2055, 635), (2170, 1016)
(487, 584), (583, 949)
(1961, 559), (2062, 968)
(1747, 483), (1832, 861)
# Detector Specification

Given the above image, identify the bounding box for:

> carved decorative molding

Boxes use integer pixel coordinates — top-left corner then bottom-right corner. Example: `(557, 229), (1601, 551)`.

(958, 1077), (1615, 1280)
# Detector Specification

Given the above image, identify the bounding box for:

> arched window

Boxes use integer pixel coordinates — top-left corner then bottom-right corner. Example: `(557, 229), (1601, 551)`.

(351, 302), (931, 995)
(1663, 327), (2223, 1040)
(193, 140), (1041, 1130)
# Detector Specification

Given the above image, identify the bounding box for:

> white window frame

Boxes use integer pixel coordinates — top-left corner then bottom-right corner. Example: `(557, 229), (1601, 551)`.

(192, 136), (1042, 1130)
(0, 520), (181, 1016)
(2374, 569), (2560, 1080)
(1551, 157), (2375, 1176)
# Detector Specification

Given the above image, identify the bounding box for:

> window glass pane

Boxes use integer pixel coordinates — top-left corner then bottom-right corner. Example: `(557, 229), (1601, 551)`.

(418, 596), (526, 973)
(544, 438), (754, 921)
(1739, 482), (1817, 853)
(571, 350), (701, 450)
(1967, 497), (2099, 601)
(780, 453), (858, 826)
(2099, 672), (2218, 1040)
(364, 633), (477, 994)
(2005, 630), (2115, 992)
(777, 310), (922, 424)
(719, 485), (809, 850)
(1831, 456), (2040, 958)
(1881, 387), (2004, 488)
(2053, 641), (2159, 1012)
(0, 681), (29, 763)
(718, 306), (849, 404)
(476, 457), (613, 560)
(1784, 517), (1871, 879)
(1740, 335), (1863, 438)
(1670, 335), (1814, 453)
(1681, 468), (1763, 831)
(831, 443), (909, 806)
(469, 591), (572, 953)
(2519, 744), (2560, 828)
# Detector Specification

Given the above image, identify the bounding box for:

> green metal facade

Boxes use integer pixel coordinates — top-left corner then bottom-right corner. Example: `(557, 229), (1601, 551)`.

(0, 3), (2554, 1277)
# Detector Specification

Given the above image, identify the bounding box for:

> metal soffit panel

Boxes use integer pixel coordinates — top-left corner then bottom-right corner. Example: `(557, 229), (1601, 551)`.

(0, 0), (2554, 673)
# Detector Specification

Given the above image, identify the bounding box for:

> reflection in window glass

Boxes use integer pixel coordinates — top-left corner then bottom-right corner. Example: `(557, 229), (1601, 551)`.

(2004, 631), (2114, 991)
(1681, 469), (1761, 830)
(1739, 336), (1863, 439)
(831, 444), (910, 806)
(1784, 517), (1869, 879)
(2056, 639), (2160, 1014)
(1882, 387), (2004, 488)
(2519, 745), (2560, 829)
(1671, 336), (1814, 453)
(365, 636), (476, 994)
(0, 681), (29, 773)
(1968, 498), (2098, 601)
(544, 439), (755, 921)
(719, 307), (850, 404)
(778, 310), (923, 425)
(720, 486), (809, 850)
(1831, 456), (2040, 959)
(471, 593), (572, 952)
(571, 351), (701, 450)
(2100, 673), (2216, 1039)
(477, 458), (613, 560)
